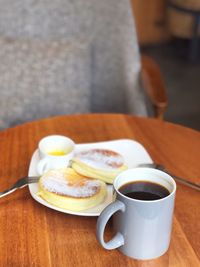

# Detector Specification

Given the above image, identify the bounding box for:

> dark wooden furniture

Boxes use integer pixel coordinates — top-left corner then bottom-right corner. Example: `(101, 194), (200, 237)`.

(168, 0), (200, 62)
(141, 55), (168, 119)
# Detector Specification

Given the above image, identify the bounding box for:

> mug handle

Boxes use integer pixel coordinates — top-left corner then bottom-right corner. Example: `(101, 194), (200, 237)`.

(37, 157), (51, 175)
(96, 200), (125, 250)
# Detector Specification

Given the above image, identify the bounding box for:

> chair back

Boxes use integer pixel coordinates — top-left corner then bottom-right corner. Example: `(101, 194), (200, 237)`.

(0, 0), (147, 129)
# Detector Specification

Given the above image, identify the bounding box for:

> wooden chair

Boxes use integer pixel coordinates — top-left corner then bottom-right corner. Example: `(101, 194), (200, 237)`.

(141, 55), (167, 119)
(0, 0), (167, 129)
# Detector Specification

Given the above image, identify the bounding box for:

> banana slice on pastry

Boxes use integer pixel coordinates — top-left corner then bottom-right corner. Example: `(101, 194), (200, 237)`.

(37, 168), (107, 211)
(71, 149), (128, 184)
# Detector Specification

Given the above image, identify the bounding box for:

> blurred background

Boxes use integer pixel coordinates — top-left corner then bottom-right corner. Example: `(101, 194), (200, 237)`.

(131, 0), (200, 130)
(0, 0), (199, 131)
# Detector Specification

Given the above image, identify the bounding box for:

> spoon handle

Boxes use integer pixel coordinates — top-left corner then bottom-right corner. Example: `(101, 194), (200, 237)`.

(171, 174), (200, 191)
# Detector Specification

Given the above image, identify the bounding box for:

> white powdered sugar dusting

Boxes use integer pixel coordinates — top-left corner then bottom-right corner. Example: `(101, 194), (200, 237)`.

(40, 170), (100, 197)
(75, 149), (124, 170)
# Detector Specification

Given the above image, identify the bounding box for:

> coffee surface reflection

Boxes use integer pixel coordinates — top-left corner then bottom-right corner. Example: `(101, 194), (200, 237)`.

(119, 181), (170, 201)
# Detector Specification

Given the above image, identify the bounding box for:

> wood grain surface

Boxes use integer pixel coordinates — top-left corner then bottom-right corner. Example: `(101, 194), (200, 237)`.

(0, 114), (199, 266)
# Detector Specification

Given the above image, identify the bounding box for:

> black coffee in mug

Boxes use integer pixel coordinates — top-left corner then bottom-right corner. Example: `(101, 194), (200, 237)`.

(119, 181), (170, 201)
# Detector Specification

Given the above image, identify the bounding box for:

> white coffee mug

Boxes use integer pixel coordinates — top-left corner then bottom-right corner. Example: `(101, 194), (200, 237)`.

(37, 135), (75, 175)
(96, 168), (176, 260)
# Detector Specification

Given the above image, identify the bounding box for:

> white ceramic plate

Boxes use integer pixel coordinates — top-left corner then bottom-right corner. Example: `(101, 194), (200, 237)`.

(28, 139), (153, 216)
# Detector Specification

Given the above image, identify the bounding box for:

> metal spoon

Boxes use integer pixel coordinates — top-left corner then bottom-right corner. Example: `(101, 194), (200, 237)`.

(0, 176), (39, 198)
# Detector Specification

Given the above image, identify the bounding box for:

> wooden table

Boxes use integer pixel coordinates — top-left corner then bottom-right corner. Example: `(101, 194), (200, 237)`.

(0, 114), (199, 266)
